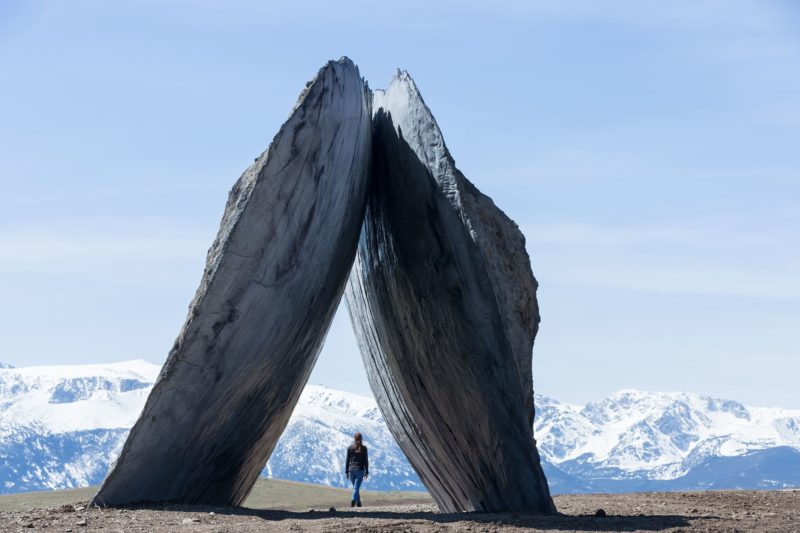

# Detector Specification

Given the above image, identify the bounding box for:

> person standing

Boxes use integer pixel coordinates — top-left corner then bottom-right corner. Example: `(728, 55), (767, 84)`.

(345, 432), (369, 507)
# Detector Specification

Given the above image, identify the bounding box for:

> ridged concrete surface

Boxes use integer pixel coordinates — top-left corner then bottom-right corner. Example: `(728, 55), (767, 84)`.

(94, 58), (371, 506)
(345, 71), (554, 513)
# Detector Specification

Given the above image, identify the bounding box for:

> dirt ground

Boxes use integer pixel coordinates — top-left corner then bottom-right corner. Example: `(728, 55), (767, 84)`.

(1, 489), (798, 532)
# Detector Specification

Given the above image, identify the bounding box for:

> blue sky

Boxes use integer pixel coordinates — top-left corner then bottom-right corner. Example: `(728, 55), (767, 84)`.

(1, 1), (798, 408)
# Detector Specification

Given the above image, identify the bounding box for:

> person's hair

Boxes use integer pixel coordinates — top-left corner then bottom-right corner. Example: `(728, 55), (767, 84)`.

(354, 432), (363, 453)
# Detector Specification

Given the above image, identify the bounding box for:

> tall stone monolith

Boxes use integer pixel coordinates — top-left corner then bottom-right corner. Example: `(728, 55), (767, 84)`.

(345, 71), (555, 513)
(93, 57), (372, 506)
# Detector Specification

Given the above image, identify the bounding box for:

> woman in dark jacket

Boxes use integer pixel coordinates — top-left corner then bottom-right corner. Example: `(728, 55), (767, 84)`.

(345, 432), (369, 507)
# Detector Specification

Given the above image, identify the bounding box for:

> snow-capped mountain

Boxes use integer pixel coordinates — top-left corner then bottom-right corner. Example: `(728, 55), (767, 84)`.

(264, 386), (422, 490)
(535, 391), (800, 492)
(1, 361), (799, 495)
(0, 361), (422, 494)
(0, 361), (157, 493)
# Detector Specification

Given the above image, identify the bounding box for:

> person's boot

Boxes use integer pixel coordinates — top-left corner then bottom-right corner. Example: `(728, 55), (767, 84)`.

(356, 501), (362, 507)
(350, 500), (355, 507)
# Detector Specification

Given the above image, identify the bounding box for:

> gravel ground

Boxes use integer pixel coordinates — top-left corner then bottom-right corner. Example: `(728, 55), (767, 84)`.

(1, 490), (798, 532)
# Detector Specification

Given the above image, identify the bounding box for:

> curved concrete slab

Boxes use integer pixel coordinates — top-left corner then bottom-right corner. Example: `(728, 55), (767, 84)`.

(345, 71), (555, 513)
(93, 58), (372, 506)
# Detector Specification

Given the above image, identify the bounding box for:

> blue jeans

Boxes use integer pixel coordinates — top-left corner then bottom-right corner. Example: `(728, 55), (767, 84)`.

(349, 469), (364, 504)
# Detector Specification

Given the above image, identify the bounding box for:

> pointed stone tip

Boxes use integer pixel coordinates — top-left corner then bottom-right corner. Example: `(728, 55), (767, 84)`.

(369, 69), (426, 123)
(319, 56), (360, 76)
(387, 68), (421, 98)
(293, 57), (364, 113)
(391, 68), (414, 85)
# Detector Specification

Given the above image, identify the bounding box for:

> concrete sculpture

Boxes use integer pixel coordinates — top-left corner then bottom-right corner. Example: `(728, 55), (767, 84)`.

(345, 72), (554, 513)
(94, 58), (554, 514)
(94, 58), (371, 506)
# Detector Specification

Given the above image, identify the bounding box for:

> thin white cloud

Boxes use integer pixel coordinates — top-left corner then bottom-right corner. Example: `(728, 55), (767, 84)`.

(0, 218), (212, 278)
(523, 221), (795, 247)
(0, 233), (205, 262)
(541, 260), (800, 301)
(522, 221), (800, 300)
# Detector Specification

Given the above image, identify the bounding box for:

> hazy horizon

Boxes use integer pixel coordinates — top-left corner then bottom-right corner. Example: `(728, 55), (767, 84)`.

(1, 1), (798, 408)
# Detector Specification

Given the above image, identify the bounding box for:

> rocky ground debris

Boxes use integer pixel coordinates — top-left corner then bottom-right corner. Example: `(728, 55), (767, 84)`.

(1, 490), (798, 532)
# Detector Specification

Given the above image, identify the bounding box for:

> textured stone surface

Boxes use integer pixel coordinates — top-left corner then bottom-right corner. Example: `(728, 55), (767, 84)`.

(92, 60), (554, 512)
(93, 58), (371, 506)
(345, 71), (555, 513)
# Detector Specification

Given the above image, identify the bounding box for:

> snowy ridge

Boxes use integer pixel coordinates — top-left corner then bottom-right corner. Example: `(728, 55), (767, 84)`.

(535, 389), (800, 479)
(0, 361), (158, 491)
(0, 360), (157, 436)
(266, 385), (421, 490)
(1, 360), (799, 494)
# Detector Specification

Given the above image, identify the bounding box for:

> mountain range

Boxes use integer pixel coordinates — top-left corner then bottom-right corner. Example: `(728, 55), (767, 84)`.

(1, 360), (798, 495)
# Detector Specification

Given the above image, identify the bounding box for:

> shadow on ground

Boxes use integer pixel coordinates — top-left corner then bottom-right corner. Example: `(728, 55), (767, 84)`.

(121, 504), (704, 532)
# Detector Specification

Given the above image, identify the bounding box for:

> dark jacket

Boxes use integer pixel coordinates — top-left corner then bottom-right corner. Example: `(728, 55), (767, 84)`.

(345, 443), (369, 476)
